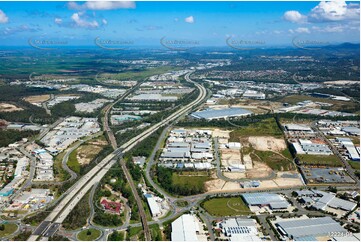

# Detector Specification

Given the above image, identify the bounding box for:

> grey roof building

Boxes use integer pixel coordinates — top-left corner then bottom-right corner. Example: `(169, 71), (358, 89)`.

(276, 217), (347, 240)
(242, 193), (290, 209)
(191, 108), (252, 120)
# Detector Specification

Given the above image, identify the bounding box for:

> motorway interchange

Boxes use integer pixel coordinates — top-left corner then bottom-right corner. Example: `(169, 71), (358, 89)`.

(28, 71), (207, 240)
(14, 71), (358, 241)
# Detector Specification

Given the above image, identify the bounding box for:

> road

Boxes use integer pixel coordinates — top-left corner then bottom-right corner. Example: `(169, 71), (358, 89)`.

(29, 70), (207, 240)
(102, 81), (143, 150)
(42, 94), (54, 116)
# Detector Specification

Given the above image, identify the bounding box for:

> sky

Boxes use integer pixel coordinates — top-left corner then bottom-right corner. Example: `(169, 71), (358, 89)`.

(0, 1), (359, 47)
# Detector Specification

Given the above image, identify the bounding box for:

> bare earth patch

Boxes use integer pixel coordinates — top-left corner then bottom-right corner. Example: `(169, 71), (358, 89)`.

(77, 144), (104, 165)
(24, 94), (50, 103)
(0, 103), (23, 112)
(213, 129), (230, 139)
(248, 136), (286, 151)
(221, 149), (242, 167)
(246, 161), (273, 179)
(205, 171), (303, 193)
(324, 80), (359, 85)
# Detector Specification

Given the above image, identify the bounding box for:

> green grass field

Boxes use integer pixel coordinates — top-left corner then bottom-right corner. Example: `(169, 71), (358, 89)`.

(77, 229), (102, 241)
(349, 161), (360, 170)
(252, 149), (295, 171)
(229, 118), (283, 141)
(68, 150), (81, 174)
(101, 66), (179, 81)
(202, 197), (252, 216)
(278, 95), (359, 113)
(149, 224), (163, 241)
(0, 223), (18, 237)
(172, 172), (210, 192)
(297, 154), (343, 167)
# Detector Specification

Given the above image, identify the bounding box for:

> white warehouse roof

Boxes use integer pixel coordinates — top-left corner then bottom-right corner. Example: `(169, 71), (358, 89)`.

(171, 214), (200, 241)
(191, 108), (252, 120)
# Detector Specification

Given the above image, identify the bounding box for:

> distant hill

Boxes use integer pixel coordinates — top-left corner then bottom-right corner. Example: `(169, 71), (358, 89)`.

(324, 42), (360, 50)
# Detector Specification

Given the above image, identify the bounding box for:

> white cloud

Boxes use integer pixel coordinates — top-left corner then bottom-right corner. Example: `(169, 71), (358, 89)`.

(185, 16), (194, 24)
(102, 19), (107, 25)
(68, 1), (135, 10)
(273, 30), (283, 34)
(0, 9), (9, 24)
(284, 1), (360, 24)
(312, 25), (345, 33)
(54, 18), (62, 24)
(309, 1), (359, 22)
(295, 27), (310, 33)
(71, 12), (99, 29)
(283, 10), (306, 23)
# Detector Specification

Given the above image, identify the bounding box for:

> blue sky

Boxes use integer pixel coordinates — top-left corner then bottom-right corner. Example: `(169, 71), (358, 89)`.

(0, 1), (359, 47)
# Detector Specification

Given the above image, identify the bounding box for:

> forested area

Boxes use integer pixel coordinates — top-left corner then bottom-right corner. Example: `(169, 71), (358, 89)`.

(0, 129), (38, 147)
(156, 166), (206, 196)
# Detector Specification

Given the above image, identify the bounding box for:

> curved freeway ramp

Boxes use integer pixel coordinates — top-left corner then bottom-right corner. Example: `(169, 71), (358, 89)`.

(29, 71), (206, 241)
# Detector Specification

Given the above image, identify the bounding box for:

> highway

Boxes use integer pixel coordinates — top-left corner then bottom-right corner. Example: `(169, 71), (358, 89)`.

(29, 71), (207, 240)
(102, 81), (143, 150)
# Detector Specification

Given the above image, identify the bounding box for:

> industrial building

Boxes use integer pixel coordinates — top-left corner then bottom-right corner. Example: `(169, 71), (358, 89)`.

(336, 137), (360, 161)
(292, 140), (333, 155)
(144, 194), (161, 217)
(128, 93), (178, 102)
(341, 127), (360, 136)
(284, 124), (313, 132)
(191, 108), (252, 120)
(242, 90), (266, 100)
(111, 114), (142, 125)
(242, 192), (290, 210)
(219, 218), (261, 241)
(275, 216), (347, 240)
(296, 190), (357, 212)
(159, 129), (214, 169)
(171, 214), (202, 241)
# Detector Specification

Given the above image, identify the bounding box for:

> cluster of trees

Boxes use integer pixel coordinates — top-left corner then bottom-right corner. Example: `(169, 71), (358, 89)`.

(108, 231), (125, 241)
(0, 85), (56, 124)
(13, 230), (32, 241)
(93, 205), (123, 227)
(0, 129), (38, 147)
(49, 235), (70, 241)
(92, 163), (139, 226)
(156, 166), (205, 196)
(62, 193), (90, 230)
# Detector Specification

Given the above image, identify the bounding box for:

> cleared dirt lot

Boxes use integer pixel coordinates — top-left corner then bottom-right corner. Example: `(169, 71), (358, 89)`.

(213, 129), (230, 139)
(205, 171), (303, 193)
(221, 149), (242, 167)
(77, 145), (103, 165)
(24, 94), (50, 103)
(246, 161), (273, 178)
(0, 103), (23, 112)
(248, 136), (286, 151)
(324, 80), (359, 85)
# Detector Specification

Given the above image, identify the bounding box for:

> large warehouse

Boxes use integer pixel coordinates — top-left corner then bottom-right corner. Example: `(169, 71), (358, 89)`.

(242, 193), (290, 210)
(275, 217), (347, 240)
(171, 214), (200, 241)
(191, 108), (252, 120)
